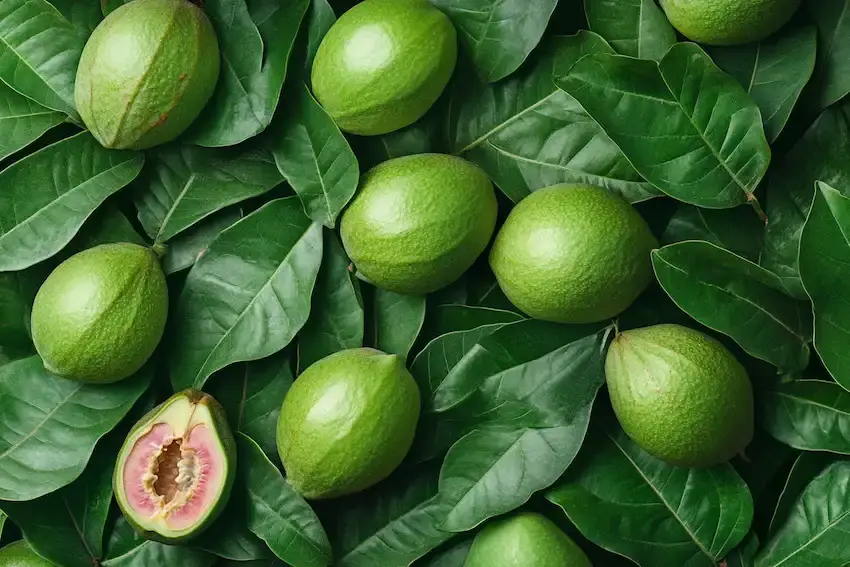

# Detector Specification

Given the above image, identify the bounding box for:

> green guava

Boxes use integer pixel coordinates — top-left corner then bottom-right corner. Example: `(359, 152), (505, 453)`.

(659, 0), (800, 45)
(0, 541), (55, 567)
(75, 0), (220, 150)
(340, 153), (497, 295)
(311, 0), (457, 135)
(30, 243), (168, 383)
(277, 348), (421, 499)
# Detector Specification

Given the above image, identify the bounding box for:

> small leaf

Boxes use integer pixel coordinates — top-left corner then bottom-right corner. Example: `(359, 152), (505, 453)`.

(169, 197), (323, 391)
(372, 289), (426, 360)
(662, 204), (764, 262)
(161, 209), (243, 275)
(584, 0), (676, 61)
(0, 81), (65, 161)
(0, 132), (144, 271)
(759, 380), (850, 453)
(803, 0), (850, 113)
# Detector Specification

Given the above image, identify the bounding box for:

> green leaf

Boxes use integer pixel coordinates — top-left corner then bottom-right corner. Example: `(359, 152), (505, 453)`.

(548, 418), (754, 567)
(161, 209), (242, 275)
(0, 81), (65, 161)
(0, 0), (85, 119)
(237, 433), (332, 567)
(430, 0), (557, 83)
(270, 82), (359, 228)
(731, 430), (795, 503)
(133, 143), (282, 245)
(187, 0), (310, 147)
(449, 32), (657, 204)
(72, 205), (145, 250)
(169, 197), (323, 391)
(799, 182), (850, 389)
(0, 132), (144, 271)
(726, 532), (759, 567)
(708, 25), (817, 143)
(662, 204), (764, 262)
(756, 461), (850, 567)
(584, 0), (676, 61)
(0, 267), (43, 359)
(46, 0), (102, 32)
(418, 304), (523, 347)
(0, 511), (5, 539)
(193, 490), (274, 561)
(298, 231), (363, 371)
(354, 112), (442, 170)
(767, 452), (836, 536)
(652, 241), (812, 373)
(0, 356), (152, 501)
(556, 43), (771, 208)
(304, 0), (336, 76)
(371, 288), (426, 361)
(103, 539), (215, 567)
(418, 539), (472, 566)
(803, 1), (850, 113)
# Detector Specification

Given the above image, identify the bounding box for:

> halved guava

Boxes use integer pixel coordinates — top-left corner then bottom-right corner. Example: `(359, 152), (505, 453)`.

(114, 389), (236, 543)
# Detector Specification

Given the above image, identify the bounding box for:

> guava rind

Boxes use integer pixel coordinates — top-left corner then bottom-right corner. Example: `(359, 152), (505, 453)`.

(0, 541), (55, 567)
(340, 154), (497, 295)
(114, 389), (237, 543)
(605, 324), (755, 467)
(31, 243), (168, 384)
(277, 348), (421, 499)
(75, 0), (220, 150)
(659, 0), (800, 46)
(311, 0), (457, 135)
(489, 184), (657, 324)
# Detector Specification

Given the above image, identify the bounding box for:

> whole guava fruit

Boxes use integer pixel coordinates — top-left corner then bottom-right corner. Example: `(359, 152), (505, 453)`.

(464, 513), (592, 567)
(659, 0), (800, 46)
(489, 184), (657, 324)
(277, 348), (421, 499)
(311, 0), (457, 135)
(114, 389), (237, 543)
(340, 153), (497, 295)
(0, 541), (55, 567)
(31, 243), (168, 383)
(605, 324), (755, 467)
(75, 0), (220, 150)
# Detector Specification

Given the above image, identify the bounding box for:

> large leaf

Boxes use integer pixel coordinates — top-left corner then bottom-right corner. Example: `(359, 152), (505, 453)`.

(298, 232), (363, 371)
(556, 43), (771, 208)
(652, 241), (812, 373)
(804, 0), (850, 113)
(270, 82), (359, 228)
(708, 25), (817, 142)
(0, 81), (65, 161)
(134, 144), (282, 244)
(756, 461), (850, 567)
(767, 452), (836, 536)
(372, 289), (426, 361)
(169, 197), (323, 391)
(584, 0), (676, 61)
(449, 32), (657, 204)
(161, 209), (243, 275)
(187, 0), (310, 146)
(237, 434), (332, 567)
(0, 132), (144, 271)
(0, 357), (152, 501)
(0, 0), (85, 119)
(548, 418), (754, 567)
(662, 204), (764, 262)
(799, 182), (850, 389)
(103, 539), (215, 567)
(429, 0), (558, 83)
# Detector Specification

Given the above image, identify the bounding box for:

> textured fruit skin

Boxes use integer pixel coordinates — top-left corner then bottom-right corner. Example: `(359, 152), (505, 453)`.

(311, 0), (457, 135)
(75, 0), (220, 149)
(114, 389), (237, 544)
(31, 243), (168, 383)
(340, 154), (497, 295)
(489, 184), (657, 324)
(606, 324), (755, 467)
(0, 541), (55, 567)
(277, 348), (421, 499)
(464, 513), (592, 567)
(659, 0), (800, 46)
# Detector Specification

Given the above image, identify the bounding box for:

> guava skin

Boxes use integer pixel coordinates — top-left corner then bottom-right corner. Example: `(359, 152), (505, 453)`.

(340, 153), (497, 295)
(311, 0), (457, 135)
(277, 348), (421, 500)
(0, 541), (55, 567)
(606, 324), (755, 467)
(464, 513), (592, 567)
(659, 0), (801, 46)
(75, 0), (220, 150)
(489, 184), (657, 324)
(30, 243), (168, 383)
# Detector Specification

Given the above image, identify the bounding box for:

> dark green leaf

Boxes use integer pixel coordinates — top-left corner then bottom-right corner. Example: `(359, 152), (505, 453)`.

(418, 304), (523, 346)
(103, 540), (215, 567)
(418, 539), (472, 566)
(726, 532), (759, 567)
(304, 0), (336, 76)
(584, 0), (676, 61)
(0, 81), (65, 161)
(767, 452), (836, 536)
(803, 1), (850, 113)
(355, 114), (442, 170)
(373, 289), (426, 360)
(193, 490), (274, 561)
(652, 241), (812, 373)
(731, 430), (795, 503)
(556, 43), (771, 208)
(169, 197), (323, 391)
(0, 267), (44, 360)
(161, 209), (242, 275)
(662, 204), (764, 262)
(0, 512), (5, 539)
(72, 205), (145, 250)
(47, 0), (101, 32)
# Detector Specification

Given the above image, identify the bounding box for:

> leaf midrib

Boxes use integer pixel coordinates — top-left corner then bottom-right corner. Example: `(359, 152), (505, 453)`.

(0, 385), (81, 460)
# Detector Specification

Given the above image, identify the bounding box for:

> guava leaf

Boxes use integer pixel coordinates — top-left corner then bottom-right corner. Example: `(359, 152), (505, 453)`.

(652, 241), (812, 373)
(0, 511), (5, 539)
(584, 0), (676, 61)
(766, 452), (836, 536)
(556, 43), (771, 208)
(352, 107), (443, 170)
(103, 540), (216, 567)
(449, 32), (657, 204)
(799, 182), (850, 389)
(429, 0), (557, 83)
(417, 304), (523, 350)
(0, 268), (43, 360)
(237, 434), (332, 567)
(731, 430), (795, 504)
(708, 25), (817, 143)
(662, 204), (764, 262)
(161, 209), (243, 275)
(194, 490), (275, 562)
(371, 289), (426, 361)
(726, 532), (759, 567)
(0, 132), (144, 271)
(0, 357), (152, 501)
(304, 0), (336, 77)
(548, 417), (754, 567)
(297, 232), (363, 371)
(419, 538), (473, 567)
(803, 0), (850, 114)
(133, 143), (282, 245)
(169, 197), (322, 391)
(0, 81), (65, 162)
(46, 0), (102, 33)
